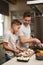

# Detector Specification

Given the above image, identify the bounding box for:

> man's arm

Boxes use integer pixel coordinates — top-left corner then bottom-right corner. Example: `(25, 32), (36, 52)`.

(18, 26), (41, 46)
(19, 36), (35, 44)
(19, 27), (35, 44)
(19, 36), (41, 46)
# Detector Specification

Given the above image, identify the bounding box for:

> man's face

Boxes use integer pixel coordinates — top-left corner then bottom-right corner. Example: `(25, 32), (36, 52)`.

(23, 17), (31, 26)
(13, 24), (21, 33)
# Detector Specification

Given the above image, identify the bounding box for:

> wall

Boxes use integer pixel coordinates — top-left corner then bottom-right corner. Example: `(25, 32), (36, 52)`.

(9, 0), (31, 11)
(4, 16), (10, 35)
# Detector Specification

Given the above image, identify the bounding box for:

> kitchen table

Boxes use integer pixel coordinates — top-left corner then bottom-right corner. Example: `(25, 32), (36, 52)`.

(2, 55), (43, 65)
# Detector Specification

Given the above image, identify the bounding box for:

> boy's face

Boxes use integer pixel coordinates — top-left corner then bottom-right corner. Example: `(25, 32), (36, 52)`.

(23, 17), (31, 26)
(13, 24), (21, 33)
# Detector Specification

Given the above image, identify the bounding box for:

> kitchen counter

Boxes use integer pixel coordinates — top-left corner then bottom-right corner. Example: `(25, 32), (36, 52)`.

(2, 55), (43, 65)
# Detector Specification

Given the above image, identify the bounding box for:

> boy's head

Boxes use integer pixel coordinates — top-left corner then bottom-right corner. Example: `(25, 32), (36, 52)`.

(22, 12), (31, 26)
(11, 19), (21, 33)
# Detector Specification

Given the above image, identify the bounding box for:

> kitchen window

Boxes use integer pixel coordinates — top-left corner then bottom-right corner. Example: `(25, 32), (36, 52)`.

(0, 14), (4, 38)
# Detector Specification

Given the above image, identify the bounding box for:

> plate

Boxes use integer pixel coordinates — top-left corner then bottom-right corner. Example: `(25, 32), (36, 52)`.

(17, 56), (29, 62)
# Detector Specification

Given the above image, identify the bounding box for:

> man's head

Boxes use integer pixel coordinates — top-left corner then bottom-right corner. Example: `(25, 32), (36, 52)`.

(22, 12), (31, 26)
(11, 19), (21, 33)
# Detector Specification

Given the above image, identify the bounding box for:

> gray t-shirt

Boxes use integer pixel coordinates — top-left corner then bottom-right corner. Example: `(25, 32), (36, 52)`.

(18, 24), (31, 49)
(4, 31), (18, 58)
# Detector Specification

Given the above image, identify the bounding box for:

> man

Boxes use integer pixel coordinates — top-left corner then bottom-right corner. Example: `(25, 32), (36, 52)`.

(18, 12), (41, 50)
(3, 19), (21, 61)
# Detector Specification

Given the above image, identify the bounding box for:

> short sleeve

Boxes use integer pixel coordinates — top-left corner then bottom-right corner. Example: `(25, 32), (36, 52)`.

(4, 33), (10, 43)
(29, 26), (31, 32)
(18, 28), (24, 36)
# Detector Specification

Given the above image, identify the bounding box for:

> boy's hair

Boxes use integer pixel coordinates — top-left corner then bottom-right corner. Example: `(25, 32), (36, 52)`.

(11, 19), (21, 26)
(23, 12), (31, 18)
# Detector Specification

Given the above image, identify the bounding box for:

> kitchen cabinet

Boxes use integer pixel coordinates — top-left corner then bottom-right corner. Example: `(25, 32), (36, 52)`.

(0, 44), (5, 65)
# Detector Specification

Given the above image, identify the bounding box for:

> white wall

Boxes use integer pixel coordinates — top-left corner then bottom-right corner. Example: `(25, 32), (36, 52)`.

(4, 16), (10, 35)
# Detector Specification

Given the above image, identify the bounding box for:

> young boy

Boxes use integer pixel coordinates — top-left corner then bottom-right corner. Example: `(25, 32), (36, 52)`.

(3, 19), (22, 61)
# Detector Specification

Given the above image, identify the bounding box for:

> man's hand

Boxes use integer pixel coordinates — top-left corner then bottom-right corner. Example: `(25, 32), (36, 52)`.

(35, 38), (41, 46)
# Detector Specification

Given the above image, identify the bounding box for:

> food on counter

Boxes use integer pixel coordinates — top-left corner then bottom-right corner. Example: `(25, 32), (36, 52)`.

(36, 50), (43, 56)
(35, 50), (43, 60)
(17, 49), (34, 62)
(40, 50), (43, 54)
(17, 56), (30, 62)
(27, 49), (34, 54)
(17, 56), (29, 60)
(26, 49), (34, 57)
(16, 53), (22, 57)
(16, 52), (30, 57)
(16, 49), (34, 57)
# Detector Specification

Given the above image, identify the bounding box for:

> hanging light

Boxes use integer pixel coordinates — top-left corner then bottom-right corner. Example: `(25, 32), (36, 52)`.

(27, 0), (43, 5)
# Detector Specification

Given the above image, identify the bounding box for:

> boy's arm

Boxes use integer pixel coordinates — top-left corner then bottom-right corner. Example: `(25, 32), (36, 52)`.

(16, 43), (25, 52)
(3, 42), (20, 53)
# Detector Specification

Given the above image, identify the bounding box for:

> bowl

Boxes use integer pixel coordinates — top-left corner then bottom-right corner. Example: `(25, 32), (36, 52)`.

(36, 55), (43, 60)
(35, 50), (43, 60)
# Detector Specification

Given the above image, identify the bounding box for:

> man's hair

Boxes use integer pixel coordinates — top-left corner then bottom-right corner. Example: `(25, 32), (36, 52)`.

(23, 12), (31, 18)
(11, 19), (21, 26)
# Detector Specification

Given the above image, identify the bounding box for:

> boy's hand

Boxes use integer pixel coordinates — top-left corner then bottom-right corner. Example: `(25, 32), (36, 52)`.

(20, 48), (25, 52)
(14, 49), (20, 53)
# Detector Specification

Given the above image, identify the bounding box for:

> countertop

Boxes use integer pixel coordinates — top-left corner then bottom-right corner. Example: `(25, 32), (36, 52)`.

(2, 55), (43, 65)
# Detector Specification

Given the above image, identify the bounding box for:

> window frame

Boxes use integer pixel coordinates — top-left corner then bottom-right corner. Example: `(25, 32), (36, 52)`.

(0, 14), (4, 38)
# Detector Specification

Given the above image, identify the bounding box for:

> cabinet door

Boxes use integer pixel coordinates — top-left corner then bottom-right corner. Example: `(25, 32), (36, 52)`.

(0, 44), (5, 65)
(36, 17), (43, 42)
